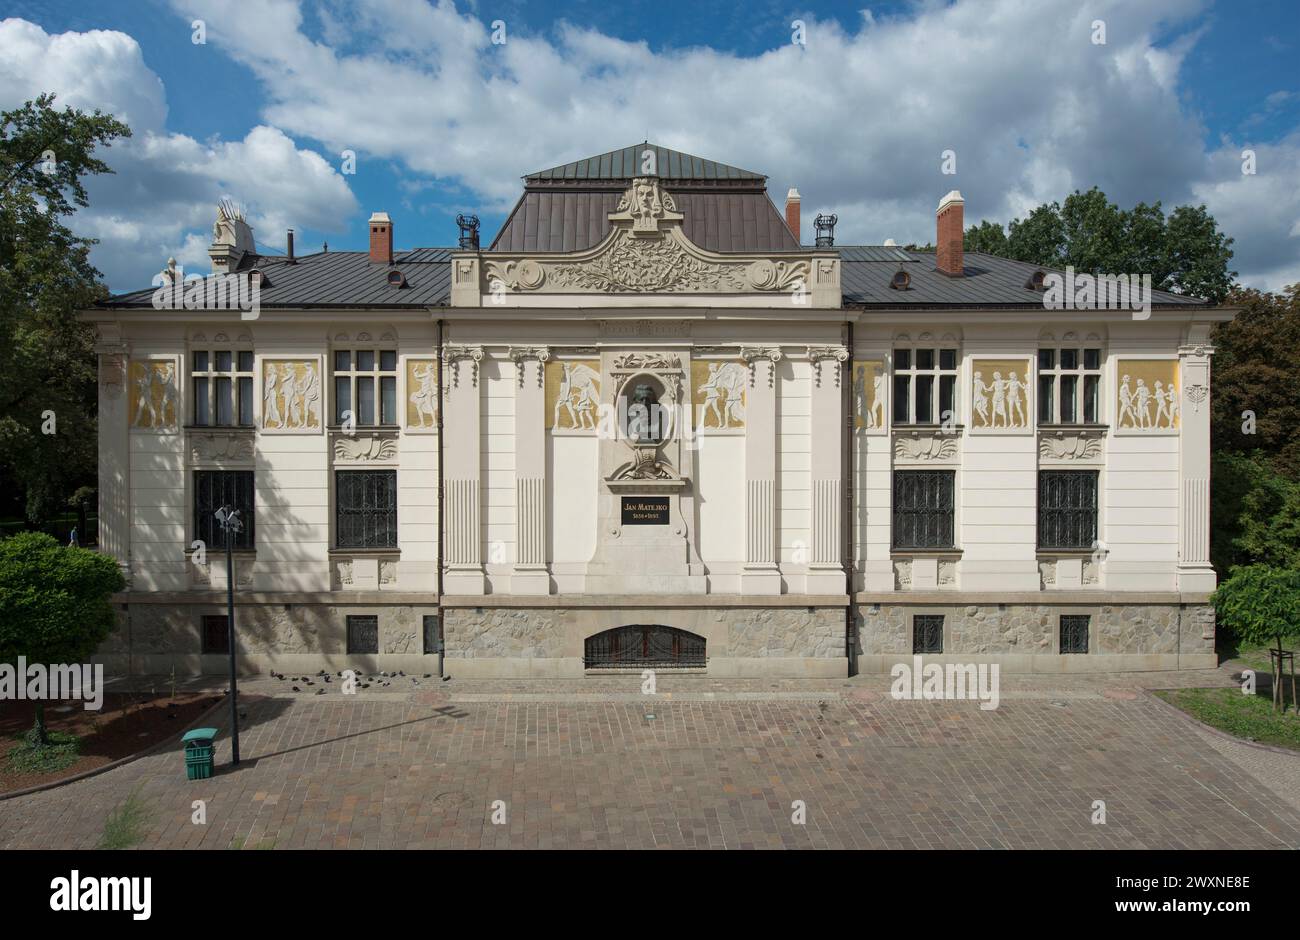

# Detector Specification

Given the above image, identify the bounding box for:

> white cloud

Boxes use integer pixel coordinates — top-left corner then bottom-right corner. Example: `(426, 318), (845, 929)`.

(0, 17), (357, 290)
(163, 0), (1300, 289)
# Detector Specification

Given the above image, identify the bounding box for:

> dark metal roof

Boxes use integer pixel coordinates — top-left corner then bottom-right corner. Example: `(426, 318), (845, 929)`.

(840, 248), (1209, 307)
(488, 189), (799, 253)
(101, 249), (453, 309)
(526, 142), (765, 182)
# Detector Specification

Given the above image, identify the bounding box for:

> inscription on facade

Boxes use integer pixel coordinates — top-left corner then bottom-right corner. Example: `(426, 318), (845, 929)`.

(621, 497), (670, 525)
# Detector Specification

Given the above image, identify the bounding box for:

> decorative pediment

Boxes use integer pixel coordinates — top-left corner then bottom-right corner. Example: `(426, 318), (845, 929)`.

(461, 175), (837, 305)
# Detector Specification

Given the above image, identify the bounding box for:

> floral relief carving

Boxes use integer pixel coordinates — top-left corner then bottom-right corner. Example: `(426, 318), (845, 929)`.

(333, 434), (398, 461)
(894, 434), (959, 461)
(191, 432), (255, 462)
(1038, 433), (1104, 460)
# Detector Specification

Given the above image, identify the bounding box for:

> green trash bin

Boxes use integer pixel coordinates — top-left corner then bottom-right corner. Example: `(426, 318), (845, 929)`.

(182, 728), (219, 780)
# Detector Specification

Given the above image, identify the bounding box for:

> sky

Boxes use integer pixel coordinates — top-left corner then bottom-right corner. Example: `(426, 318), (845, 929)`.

(0, 0), (1296, 293)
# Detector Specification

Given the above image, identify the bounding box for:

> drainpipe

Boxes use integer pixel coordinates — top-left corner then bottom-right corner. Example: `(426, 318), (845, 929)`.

(436, 316), (447, 679)
(844, 318), (856, 676)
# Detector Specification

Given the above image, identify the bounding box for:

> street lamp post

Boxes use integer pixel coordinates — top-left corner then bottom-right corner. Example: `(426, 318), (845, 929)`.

(215, 504), (243, 765)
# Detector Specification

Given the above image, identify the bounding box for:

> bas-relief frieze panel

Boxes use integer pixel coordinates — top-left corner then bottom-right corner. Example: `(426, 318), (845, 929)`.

(970, 358), (1032, 431)
(691, 360), (747, 430)
(129, 360), (179, 431)
(545, 360), (601, 430)
(852, 360), (886, 431)
(1116, 359), (1180, 431)
(405, 358), (439, 430)
(262, 360), (321, 431)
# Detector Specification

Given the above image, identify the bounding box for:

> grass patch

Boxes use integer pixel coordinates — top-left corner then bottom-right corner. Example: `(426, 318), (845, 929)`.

(1156, 687), (1300, 751)
(7, 729), (81, 774)
(98, 790), (152, 849)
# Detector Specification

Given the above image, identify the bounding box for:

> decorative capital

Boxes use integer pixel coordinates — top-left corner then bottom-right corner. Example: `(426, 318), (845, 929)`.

(442, 344), (485, 393)
(806, 345), (849, 387)
(740, 346), (783, 387)
(508, 345), (551, 387)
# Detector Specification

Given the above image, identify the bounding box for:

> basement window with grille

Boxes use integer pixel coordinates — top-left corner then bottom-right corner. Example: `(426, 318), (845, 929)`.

(1060, 615), (1090, 654)
(913, 615), (944, 654)
(347, 615), (379, 654)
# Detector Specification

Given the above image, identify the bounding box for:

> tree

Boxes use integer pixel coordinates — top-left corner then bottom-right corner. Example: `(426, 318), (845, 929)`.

(1211, 453), (1300, 577)
(1212, 565), (1300, 712)
(0, 94), (130, 525)
(1210, 284), (1300, 477)
(967, 188), (1237, 303)
(0, 531), (125, 743)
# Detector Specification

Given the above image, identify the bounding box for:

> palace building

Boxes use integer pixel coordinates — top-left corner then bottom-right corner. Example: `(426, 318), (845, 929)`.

(85, 143), (1227, 678)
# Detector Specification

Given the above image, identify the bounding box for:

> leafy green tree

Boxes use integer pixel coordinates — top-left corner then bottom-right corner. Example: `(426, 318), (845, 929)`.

(1212, 565), (1300, 711)
(1211, 453), (1300, 576)
(967, 188), (1236, 303)
(1211, 284), (1300, 477)
(0, 94), (130, 525)
(0, 531), (125, 742)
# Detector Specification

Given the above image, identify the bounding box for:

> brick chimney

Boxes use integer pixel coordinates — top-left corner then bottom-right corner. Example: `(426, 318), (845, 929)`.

(369, 211), (393, 264)
(936, 190), (964, 277)
(785, 188), (801, 243)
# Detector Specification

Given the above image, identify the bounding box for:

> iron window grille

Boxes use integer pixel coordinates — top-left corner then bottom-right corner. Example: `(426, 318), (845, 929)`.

(201, 615), (229, 654)
(347, 615), (379, 654)
(1060, 615), (1090, 654)
(1038, 470), (1099, 550)
(892, 347), (959, 425)
(913, 615), (944, 654)
(194, 470), (255, 550)
(333, 349), (397, 426)
(335, 470), (398, 549)
(192, 349), (255, 426)
(1038, 347), (1102, 425)
(423, 614), (442, 654)
(893, 470), (956, 549)
(584, 625), (707, 669)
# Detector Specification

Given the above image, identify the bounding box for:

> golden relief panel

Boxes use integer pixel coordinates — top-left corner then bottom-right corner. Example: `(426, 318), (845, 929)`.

(1116, 359), (1179, 430)
(262, 360), (321, 431)
(405, 359), (439, 429)
(970, 358), (1032, 430)
(128, 360), (178, 431)
(545, 360), (601, 429)
(852, 360), (886, 430)
(691, 359), (747, 430)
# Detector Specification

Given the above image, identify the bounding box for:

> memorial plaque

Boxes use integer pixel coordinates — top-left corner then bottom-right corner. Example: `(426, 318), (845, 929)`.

(621, 496), (670, 525)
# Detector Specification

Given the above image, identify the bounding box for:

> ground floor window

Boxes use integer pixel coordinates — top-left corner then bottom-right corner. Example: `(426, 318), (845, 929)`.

(347, 615), (379, 654)
(201, 615), (229, 654)
(912, 615), (944, 654)
(1038, 470), (1098, 550)
(893, 470), (955, 549)
(194, 470), (254, 550)
(335, 470), (397, 548)
(1060, 615), (1090, 654)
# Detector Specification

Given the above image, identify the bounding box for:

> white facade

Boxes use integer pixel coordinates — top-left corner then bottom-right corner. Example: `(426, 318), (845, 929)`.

(86, 167), (1228, 678)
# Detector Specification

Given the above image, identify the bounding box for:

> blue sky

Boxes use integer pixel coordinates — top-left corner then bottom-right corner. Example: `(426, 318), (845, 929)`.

(1, 0), (1297, 291)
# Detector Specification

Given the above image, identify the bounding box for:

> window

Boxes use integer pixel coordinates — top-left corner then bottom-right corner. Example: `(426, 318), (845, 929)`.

(913, 615), (944, 654)
(423, 614), (442, 654)
(333, 349), (397, 426)
(1038, 470), (1098, 550)
(193, 470), (255, 550)
(1038, 347), (1102, 424)
(347, 615), (379, 654)
(893, 347), (958, 425)
(893, 470), (955, 549)
(336, 470), (397, 548)
(192, 349), (254, 426)
(201, 615), (229, 654)
(1060, 615), (1090, 654)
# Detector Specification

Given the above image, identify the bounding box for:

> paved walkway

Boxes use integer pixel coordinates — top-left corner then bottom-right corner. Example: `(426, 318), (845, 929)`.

(2, 669), (1297, 850)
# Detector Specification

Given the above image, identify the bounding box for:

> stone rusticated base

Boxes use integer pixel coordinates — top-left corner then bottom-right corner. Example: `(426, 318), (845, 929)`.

(93, 598), (1215, 677)
(855, 602), (1216, 672)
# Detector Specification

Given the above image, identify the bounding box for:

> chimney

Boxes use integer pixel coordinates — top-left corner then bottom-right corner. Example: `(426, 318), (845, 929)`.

(785, 188), (801, 243)
(369, 211), (393, 264)
(286, 228), (295, 263)
(936, 190), (964, 277)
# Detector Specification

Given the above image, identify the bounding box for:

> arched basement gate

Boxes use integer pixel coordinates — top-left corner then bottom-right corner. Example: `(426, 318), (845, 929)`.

(583, 625), (707, 669)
